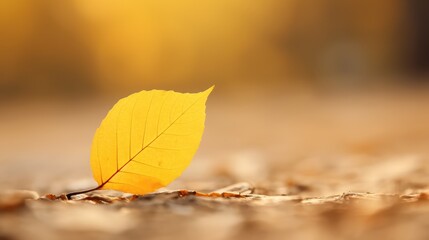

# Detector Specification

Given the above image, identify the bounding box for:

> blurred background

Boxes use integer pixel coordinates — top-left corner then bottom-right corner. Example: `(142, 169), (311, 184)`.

(0, 0), (429, 195)
(1, 0), (429, 96)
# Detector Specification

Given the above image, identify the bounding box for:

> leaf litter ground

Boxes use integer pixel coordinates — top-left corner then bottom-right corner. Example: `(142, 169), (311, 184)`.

(1, 183), (429, 240)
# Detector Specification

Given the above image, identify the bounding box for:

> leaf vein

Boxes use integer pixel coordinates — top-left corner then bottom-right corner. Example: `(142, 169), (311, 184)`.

(142, 92), (154, 149)
(128, 95), (138, 160)
(147, 146), (190, 151)
(130, 159), (183, 170)
(156, 92), (170, 136)
(116, 100), (127, 171)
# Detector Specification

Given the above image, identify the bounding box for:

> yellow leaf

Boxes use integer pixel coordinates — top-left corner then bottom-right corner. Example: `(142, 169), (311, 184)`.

(89, 86), (213, 195)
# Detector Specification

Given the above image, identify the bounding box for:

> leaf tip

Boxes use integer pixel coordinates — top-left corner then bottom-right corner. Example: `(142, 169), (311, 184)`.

(205, 85), (215, 95)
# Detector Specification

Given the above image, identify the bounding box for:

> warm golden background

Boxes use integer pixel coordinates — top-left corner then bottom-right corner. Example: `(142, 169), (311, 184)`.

(1, 1), (429, 239)
(1, 0), (428, 96)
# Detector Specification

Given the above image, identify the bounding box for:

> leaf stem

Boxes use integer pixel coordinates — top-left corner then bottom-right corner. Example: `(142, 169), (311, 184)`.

(66, 185), (102, 200)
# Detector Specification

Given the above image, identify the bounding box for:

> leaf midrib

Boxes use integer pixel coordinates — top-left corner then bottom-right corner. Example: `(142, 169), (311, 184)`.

(98, 93), (205, 188)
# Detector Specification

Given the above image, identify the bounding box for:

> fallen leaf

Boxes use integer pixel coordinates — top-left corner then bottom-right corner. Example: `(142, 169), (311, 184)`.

(81, 87), (213, 196)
